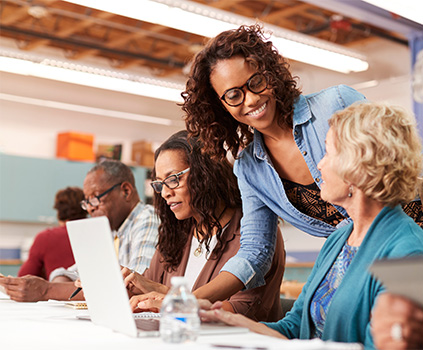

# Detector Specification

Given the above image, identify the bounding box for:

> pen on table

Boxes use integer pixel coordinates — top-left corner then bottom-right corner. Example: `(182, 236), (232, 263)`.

(68, 287), (82, 300)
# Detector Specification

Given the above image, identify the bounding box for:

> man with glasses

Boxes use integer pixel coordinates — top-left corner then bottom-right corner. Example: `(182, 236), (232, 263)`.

(0, 160), (159, 302)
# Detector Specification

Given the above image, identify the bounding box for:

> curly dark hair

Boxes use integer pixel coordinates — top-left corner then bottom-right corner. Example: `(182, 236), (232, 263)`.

(182, 24), (302, 160)
(152, 130), (241, 271)
(54, 187), (87, 221)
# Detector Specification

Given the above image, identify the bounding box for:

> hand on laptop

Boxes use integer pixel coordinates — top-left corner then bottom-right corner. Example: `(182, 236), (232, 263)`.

(122, 267), (169, 298)
(129, 291), (164, 313)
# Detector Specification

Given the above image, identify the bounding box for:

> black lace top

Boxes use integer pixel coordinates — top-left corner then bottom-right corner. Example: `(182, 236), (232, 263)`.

(281, 178), (423, 229)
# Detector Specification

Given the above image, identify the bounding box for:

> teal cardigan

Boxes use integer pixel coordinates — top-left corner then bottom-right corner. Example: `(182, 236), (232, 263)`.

(265, 206), (423, 349)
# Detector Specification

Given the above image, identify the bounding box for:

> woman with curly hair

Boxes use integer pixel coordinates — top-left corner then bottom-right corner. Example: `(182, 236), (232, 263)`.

(182, 24), (423, 297)
(122, 130), (285, 322)
(200, 102), (423, 348)
(18, 187), (87, 280)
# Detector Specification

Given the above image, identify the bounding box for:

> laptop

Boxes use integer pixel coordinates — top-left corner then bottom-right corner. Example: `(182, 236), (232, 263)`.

(369, 256), (423, 307)
(66, 216), (248, 338)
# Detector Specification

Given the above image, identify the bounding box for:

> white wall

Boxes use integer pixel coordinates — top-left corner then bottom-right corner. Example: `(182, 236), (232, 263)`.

(0, 72), (184, 162)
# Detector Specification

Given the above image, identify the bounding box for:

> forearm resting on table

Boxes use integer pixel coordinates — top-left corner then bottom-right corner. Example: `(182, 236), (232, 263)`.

(0, 275), (82, 302)
(193, 271), (244, 303)
(50, 276), (85, 300)
(48, 282), (85, 301)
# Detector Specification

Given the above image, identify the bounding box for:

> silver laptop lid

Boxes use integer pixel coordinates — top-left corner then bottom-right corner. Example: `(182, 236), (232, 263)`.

(67, 216), (247, 338)
(66, 216), (140, 337)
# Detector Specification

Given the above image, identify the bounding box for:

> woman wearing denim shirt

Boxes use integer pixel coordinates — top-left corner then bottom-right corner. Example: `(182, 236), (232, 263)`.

(182, 24), (423, 299)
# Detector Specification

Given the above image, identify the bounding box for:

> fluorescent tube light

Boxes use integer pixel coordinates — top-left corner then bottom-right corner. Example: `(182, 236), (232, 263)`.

(62, 0), (368, 73)
(361, 0), (423, 25)
(0, 92), (184, 126)
(0, 52), (184, 103)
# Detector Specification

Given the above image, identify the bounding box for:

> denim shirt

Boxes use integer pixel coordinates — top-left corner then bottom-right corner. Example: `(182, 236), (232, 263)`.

(221, 85), (366, 289)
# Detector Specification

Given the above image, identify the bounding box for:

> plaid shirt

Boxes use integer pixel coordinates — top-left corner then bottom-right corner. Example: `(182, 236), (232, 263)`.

(49, 201), (159, 281)
(115, 201), (159, 273)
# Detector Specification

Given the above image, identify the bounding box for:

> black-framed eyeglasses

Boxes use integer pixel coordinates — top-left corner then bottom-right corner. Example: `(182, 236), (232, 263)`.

(80, 182), (122, 210)
(220, 72), (268, 107)
(150, 168), (190, 193)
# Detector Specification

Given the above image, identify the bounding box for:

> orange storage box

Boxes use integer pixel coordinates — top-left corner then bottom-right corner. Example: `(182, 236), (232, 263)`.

(56, 132), (95, 161)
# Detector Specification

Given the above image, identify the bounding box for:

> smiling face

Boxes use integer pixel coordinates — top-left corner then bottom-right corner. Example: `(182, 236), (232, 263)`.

(317, 128), (350, 206)
(154, 149), (196, 221)
(210, 56), (277, 134)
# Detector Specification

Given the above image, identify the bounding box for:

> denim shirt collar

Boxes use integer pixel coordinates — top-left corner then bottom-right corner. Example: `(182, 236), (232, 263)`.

(252, 95), (310, 161)
(293, 95), (312, 125)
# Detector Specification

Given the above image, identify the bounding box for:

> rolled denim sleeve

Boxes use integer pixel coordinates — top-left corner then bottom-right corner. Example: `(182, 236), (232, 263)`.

(221, 164), (279, 290)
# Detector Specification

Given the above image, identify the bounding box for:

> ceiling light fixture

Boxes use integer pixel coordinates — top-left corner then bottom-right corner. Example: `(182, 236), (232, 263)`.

(361, 0), (423, 25)
(0, 92), (183, 126)
(0, 50), (185, 103)
(62, 0), (369, 73)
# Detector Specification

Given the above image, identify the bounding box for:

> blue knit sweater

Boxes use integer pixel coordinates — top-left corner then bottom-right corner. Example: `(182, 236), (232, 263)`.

(264, 205), (423, 349)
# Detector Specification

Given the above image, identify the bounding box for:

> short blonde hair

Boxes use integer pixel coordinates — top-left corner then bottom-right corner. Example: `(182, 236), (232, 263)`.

(329, 102), (422, 206)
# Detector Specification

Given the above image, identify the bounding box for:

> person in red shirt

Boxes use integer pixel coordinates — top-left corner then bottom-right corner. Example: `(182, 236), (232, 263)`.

(18, 187), (87, 280)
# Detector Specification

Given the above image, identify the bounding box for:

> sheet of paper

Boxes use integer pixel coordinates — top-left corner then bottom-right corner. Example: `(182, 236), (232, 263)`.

(201, 334), (362, 350)
(0, 289), (10, 300)
(0, 273), (10, 299)
(369, 256), (423, 307)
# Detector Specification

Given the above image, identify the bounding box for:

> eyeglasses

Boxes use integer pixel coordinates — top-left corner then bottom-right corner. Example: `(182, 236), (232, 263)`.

(80, 182), (122, 210)
(150, 168), (190, 193)
(220, 72), (268, 107)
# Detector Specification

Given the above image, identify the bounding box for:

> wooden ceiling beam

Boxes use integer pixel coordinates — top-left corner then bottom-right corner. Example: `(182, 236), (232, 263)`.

(261, 3), (312, 23)
(153, 67), (182, 77)
(1, 7), (29, 26)
(112, 59), (142, 69)
(57, 12), (115, 37)
(106, 31), (143, 47)
(20, 11), (115, 50)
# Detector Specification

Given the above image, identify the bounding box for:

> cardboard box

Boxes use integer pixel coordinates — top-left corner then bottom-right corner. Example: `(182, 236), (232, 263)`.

(56, 132), (94, 161)
(96, 144), (122, 161)
(131, 140), (154, 167)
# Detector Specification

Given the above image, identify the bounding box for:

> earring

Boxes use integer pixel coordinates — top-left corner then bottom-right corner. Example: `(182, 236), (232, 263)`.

(347, 185), (353, 198)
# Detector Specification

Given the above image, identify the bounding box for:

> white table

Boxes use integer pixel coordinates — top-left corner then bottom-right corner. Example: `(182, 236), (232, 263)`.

(0, 299), (362, 350)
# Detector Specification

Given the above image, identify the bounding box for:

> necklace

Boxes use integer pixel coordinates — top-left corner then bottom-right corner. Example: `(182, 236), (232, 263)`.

(193, 240), (203, 257)
(193, 206), (228, 258)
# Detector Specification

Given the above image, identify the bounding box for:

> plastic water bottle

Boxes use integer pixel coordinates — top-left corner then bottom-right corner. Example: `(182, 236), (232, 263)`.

(160, 276), (200, 343)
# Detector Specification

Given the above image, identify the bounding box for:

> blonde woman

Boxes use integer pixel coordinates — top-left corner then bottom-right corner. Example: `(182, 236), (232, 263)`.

(200, 102), (423, 348)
